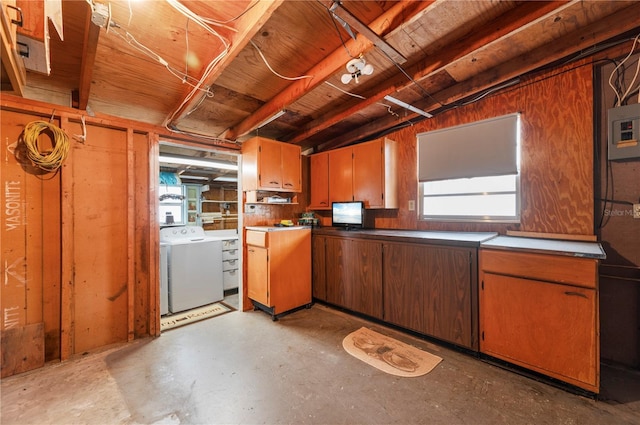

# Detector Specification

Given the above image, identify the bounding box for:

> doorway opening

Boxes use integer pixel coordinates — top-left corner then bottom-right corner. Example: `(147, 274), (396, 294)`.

(158, 141), (242, 325)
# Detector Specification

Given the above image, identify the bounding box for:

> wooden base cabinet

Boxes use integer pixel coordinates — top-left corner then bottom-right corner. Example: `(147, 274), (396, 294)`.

(479, 249), (599, 393)
(246, 228), (311, 318)
(383, 243), (477, 350)
(324, 236), (383, 319)
(311, 234), (327, 301)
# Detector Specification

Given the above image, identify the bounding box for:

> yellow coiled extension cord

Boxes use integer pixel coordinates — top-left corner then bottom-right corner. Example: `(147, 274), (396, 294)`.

(22, 120), (70, 172)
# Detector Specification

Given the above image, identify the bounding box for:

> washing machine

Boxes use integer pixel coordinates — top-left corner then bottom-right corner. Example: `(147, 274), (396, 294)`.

(160, 226), (223, 314)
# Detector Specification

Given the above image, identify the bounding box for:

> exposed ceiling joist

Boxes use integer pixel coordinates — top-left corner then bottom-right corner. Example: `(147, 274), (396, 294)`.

(78, 1), (100, 110)
(166, 0), (285, 128)
(220, 0), (433, 140)
(322, 3), (640, 151)
(289, 0), (567, 146)
(329, 1), (407, 65)
(7, 0), (639, 154)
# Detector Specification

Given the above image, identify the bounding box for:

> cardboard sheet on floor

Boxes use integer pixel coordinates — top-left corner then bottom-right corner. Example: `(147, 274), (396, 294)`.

(342, 327), (442, 377)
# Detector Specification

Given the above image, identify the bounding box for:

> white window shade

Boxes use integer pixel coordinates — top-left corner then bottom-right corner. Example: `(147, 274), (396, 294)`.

(418, 113), (519, 182)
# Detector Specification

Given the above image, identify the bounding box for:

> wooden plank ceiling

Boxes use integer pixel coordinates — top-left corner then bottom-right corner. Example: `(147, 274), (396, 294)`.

(18, 0), (640, 152)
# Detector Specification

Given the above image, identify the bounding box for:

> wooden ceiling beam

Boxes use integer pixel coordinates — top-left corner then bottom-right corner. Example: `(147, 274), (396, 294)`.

(78, 1), (100, 111)
(220, 0), (433, 140)
(320, 2), (640, 151)
(167, 0), (285, 127)
(288, 0), (568, 146)
(329, 1), (407, 64)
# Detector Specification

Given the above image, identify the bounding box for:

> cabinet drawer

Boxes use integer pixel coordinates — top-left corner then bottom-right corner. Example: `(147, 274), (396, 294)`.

(246, 230), (267, 247)
(222, 249), (238, 260)
(480, 249), (597, 289)
(223, 238), (238, 249)
(223, 259), (238, 271)
(223, 269), (239, 289)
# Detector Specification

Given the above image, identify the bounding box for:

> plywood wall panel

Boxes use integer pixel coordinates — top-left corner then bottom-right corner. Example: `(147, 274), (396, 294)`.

(1, 112), (29, 332)
(370, 61), (594, 236)
(1, 109), (62, 371)
(518, 65), (593, 235)
(71, 131), (129, 353)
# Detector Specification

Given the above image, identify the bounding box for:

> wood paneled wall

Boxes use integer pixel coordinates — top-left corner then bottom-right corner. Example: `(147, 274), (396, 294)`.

(0, 97), (237, 376)
(369, 60), (595, 237)
(1, 110), (61, 376)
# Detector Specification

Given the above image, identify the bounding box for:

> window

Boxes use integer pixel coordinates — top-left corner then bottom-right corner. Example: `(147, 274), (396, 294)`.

(418, 114), (520, 222)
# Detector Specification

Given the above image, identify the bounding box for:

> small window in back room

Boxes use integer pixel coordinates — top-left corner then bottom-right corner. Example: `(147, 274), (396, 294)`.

(417, 113), (521, 222)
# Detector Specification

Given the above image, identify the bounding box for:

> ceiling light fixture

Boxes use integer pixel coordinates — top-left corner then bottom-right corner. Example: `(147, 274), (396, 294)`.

(159, 155), (238, 170)
(341, 57), (374, 84)
(256, 109), (287, 129)
(383, 95), (433, 118)
(213, 176), (238, 182)
(179, 175), (209, 181)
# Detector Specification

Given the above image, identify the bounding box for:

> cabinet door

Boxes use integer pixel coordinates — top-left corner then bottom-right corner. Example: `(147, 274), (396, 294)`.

(281, 142), (301, 192)
(480, 273), (598, 391)
(328, 148), (353, 203)
(247, 245), (270, 306)
(423, 246), (473, 347)
(312, 235), (327, 300)
(325, 237), (382, 318)
(258, 140), (282, 190)
(383, 243), (425, 332)
(353, 140), (383, 208)
(384, 243), (474, 348)
(309, 152), (330, 209)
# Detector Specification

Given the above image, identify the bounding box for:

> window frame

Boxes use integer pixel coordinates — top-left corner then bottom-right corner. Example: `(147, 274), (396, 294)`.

(417, 113), (522, 223)
(418, 174), (521, 223)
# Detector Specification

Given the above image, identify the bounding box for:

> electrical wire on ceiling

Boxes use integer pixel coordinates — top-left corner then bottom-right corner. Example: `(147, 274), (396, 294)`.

(163, 0), (231, 126)
(89, 0), (232, 133)
(317, 0), (442, 114)
(217, 0), (260, 24)
(324, 81), (366, 99)
(108, 25), (215, 97)
(249, 40), (313, 81)
(323, 81), (399, 118)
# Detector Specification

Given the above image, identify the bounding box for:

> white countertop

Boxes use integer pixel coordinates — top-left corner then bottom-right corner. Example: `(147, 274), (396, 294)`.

(246, 225), (310, 232)
(481, 235), (606, 259)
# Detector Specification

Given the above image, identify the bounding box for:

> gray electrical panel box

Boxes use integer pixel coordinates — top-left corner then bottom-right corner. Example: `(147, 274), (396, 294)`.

(608, 103), (640, 161)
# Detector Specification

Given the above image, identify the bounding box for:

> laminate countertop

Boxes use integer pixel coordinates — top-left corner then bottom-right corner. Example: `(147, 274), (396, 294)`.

(480, 235), (606, 259)
(312, 228), (498, 247)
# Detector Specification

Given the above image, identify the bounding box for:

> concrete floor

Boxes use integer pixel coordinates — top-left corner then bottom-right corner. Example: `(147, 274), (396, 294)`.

(2, 303), (640, 425)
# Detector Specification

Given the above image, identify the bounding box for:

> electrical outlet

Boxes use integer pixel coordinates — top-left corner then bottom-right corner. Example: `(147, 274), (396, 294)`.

(408, 200), (415, 211)
(634, 203), (640, 219)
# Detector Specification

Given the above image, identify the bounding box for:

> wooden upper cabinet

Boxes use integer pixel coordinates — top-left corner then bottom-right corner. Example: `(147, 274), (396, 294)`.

(328, 147), (353, 204)
(280, 142), (301, 191)
(353, 140), (385, 208)
(312, 137), (397, 209)
(309, 152), (329, 209)
(241, 137), (301, 192)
